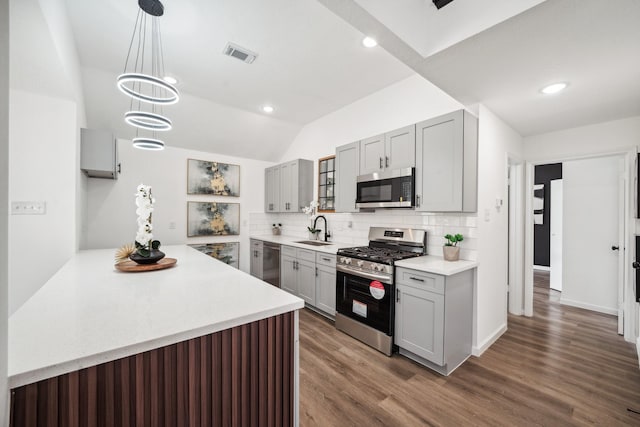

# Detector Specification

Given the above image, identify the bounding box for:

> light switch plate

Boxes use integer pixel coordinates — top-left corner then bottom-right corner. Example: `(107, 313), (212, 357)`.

(11, 201), (46, 215)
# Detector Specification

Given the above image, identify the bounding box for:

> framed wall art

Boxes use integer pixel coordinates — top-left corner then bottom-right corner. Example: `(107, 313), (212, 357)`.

(187, 159), (240, 196)
(187, 202), (240, 237)
(189, 242), (239, 268)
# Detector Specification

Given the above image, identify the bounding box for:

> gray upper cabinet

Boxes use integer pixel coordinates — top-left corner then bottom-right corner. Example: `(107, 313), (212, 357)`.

(264, 159), (313, 213)
(385, 125), (416, 171)
(415, 110), (478, 212)
(264, 166), (280, 212)
(359, 134), (385, 174)
(80, 128), (119, 179)
(359, 125), (416, 175)
(335, 141), (360, 213)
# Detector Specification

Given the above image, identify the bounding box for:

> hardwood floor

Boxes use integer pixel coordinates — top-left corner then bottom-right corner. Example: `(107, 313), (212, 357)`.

(299, 273), (640, 426)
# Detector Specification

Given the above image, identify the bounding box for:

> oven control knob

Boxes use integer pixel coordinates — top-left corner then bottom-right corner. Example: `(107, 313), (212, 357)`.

(376, 264), (384, 272)
(357, 260), (364, 267)
(344, 258), (351, 265)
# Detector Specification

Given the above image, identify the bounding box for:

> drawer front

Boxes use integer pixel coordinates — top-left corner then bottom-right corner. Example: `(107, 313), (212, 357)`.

(281, 245), (296, 258)
(396, 268), (445, 294)
(316, 253), (336, 267)
(296, 248), (316, 262)
(250, 239), (263, 250)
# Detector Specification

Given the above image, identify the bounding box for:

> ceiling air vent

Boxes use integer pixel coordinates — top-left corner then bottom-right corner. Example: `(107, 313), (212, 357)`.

(223, 43), (258, 64)
(433, 0), (454, 9)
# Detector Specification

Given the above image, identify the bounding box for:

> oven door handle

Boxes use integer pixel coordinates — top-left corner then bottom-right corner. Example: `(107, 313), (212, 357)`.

(336, 265), (392, 284)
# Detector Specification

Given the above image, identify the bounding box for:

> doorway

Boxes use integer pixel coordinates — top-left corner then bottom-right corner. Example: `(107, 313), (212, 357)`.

(525, 154), (628, 335)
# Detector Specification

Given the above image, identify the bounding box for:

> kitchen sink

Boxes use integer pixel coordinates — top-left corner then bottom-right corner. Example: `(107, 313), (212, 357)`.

(293, 240), (333, 246)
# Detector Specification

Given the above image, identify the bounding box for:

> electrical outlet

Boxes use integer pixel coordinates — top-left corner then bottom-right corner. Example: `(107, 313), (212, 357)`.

(11, 201), (46, 215)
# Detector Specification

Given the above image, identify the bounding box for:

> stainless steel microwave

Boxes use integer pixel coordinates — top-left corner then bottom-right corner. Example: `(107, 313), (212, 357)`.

(356, 168), (415, 209)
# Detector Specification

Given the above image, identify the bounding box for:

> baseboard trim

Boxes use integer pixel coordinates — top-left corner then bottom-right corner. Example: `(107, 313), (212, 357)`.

(533, 265), (550, 272)
(559, 298), (617, 315)
(472, 323), (507, 357)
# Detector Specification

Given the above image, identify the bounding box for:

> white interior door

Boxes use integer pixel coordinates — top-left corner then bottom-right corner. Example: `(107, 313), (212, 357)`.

(561, 156), (622, 316)
(508, 163), (525, 315)
(549, 179), (563, 292)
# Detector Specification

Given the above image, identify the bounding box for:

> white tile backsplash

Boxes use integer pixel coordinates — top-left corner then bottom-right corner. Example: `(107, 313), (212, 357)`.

(249, 210), (478, 261)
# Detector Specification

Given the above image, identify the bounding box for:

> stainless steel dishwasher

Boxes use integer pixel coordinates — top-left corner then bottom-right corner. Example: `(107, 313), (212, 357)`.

(262, 242), (281, 288)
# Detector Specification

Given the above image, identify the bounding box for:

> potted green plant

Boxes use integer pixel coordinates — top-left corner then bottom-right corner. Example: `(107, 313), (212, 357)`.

(443, 233), (463, 261)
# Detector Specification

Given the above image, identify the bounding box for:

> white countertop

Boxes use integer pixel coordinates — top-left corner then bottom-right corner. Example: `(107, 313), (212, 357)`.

(395, 255), (478, 276)
(250, 234), (355, 254)
(9, 245), (304, 388)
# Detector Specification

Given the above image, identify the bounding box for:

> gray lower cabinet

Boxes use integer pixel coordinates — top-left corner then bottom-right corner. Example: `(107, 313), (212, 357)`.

(280, 245), (336, 318)
(315, 253), (336, 316)
(335, 141), (360, 213)
(394, 267), (474, 376)
(415, 110), (478, 212)
(249, 239), (264, 280)
(281, 251), (298, 296)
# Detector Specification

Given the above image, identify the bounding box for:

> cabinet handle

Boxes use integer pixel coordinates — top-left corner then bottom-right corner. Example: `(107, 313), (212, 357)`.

(385, 156), (389, 168)
(322, 257), (331, 262)
(396, 288), (400, 302)
(409, 276), (425, 282)
(416, 195), (421, 208)
(379, 157), (383, 169)
(315, 267), (318, 277)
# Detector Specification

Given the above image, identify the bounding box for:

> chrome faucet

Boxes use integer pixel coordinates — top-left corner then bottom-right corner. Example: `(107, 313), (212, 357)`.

(313, 215), (329, 242)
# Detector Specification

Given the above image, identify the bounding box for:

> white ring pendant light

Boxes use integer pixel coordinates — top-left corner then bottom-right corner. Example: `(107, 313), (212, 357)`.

(118, 0), (179, 150)
(124, 111), (172, 131)
(132, 137), (165, 151)
(117, 73), (179, 105)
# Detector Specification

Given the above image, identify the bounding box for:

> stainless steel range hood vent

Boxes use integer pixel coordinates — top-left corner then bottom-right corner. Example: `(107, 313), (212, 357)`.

(223, 42), (258, 64)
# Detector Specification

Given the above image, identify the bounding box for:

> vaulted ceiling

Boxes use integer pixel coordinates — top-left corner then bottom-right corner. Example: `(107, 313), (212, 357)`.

(11, 0), (640, 160)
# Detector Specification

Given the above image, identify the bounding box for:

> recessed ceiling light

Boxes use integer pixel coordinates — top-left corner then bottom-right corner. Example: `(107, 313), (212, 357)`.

(362, 37), (378, 48)
(262, 105), (275, 113)
(540, 82), (568, 95)
(163, 76), (178, 85)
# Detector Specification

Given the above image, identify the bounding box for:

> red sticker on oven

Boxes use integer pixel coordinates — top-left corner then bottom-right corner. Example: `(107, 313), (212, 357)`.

(369, 280), (385, 300)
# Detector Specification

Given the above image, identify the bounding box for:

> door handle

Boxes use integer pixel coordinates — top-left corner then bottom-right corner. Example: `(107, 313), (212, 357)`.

(385, 156), (389, 168)
(396, 288), (400, 302)
(379, 157), (383, 169)
(611, 245), (620, 251)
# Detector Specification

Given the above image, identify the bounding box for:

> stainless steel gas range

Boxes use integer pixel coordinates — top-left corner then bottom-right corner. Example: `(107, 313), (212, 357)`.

(335, 227), (427, 356)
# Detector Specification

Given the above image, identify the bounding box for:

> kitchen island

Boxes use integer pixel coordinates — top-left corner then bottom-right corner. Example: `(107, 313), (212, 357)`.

(9, 245), (304, 426)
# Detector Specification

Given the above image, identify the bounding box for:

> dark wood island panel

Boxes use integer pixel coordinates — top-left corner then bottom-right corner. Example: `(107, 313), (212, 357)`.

(10, 311), (295, 427)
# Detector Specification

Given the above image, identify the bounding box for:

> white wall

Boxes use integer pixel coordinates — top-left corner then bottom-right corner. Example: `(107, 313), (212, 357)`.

(280, 74), (463, 167)
(475, 105), (524, 354)
(8, 0), (87, 315)
(84, 141), (274, 274)
(8, 90), (78, 315)
(0, 0), (9, 420)
(524, 116), (640, 161)
(561, 156), (621, 314)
